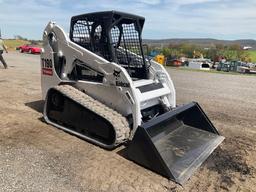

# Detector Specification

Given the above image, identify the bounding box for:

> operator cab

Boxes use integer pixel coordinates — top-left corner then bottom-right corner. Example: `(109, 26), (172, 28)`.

(70, 11), (148, 79)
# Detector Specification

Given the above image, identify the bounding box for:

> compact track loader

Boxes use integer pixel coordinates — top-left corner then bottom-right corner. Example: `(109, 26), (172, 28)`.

(41, 11), (224, 184)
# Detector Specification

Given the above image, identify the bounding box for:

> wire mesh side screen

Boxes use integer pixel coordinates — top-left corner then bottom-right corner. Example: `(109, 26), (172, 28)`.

(71, 20), (111, 61)
(71, 20), (92, 50)
(111, 23), (145, 69)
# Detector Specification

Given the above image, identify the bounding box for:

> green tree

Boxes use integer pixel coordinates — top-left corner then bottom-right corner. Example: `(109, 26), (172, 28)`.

(229, 44), (241, 51)
(239, 51), (252, 62)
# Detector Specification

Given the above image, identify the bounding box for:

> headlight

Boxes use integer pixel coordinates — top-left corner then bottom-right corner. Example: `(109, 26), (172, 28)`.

(156, 71), (167, 82)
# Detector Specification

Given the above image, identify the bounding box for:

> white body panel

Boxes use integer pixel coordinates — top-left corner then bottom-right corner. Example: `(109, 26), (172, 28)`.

(41, 22), (176, 137)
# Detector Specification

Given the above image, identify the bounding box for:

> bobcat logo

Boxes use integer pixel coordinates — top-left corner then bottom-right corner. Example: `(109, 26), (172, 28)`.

(113, 69), (121, 78)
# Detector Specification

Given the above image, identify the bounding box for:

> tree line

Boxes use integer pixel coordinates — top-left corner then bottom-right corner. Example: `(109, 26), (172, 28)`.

(14, 35), (42, 46)
(149, 43), (252, 62)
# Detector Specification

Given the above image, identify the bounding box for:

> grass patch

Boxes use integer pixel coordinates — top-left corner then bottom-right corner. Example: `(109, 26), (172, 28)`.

(247, 50), (256, 62)
(4, 39), (31, 51)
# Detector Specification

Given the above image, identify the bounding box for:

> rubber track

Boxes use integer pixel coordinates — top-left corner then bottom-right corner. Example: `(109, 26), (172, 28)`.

(53, 85), (130, 147)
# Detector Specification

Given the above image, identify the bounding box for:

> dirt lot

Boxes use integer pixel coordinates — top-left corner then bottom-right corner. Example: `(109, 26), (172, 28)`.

(0, 52), (255, 192)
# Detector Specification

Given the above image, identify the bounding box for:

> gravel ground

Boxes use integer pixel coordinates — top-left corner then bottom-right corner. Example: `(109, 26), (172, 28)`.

(0, 52), (255, 192)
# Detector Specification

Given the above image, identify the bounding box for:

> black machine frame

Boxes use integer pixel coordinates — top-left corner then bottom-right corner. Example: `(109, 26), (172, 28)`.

(70, 11), (148, 79)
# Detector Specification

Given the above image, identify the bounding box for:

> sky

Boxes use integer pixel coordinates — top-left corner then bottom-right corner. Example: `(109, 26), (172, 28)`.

(0, 0), (256, 40)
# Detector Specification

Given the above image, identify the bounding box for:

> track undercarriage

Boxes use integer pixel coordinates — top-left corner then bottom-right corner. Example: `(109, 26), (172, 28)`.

(44, 85), (130, 149)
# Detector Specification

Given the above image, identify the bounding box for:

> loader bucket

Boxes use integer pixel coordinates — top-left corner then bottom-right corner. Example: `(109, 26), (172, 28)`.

(127, 102), (224, 185)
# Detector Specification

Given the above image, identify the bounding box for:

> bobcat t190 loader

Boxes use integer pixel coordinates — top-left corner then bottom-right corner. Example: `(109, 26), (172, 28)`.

(41, 11), (224, 184)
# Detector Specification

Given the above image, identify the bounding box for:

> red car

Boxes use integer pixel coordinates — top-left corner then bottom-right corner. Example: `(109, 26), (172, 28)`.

(18, 44), (41, 54)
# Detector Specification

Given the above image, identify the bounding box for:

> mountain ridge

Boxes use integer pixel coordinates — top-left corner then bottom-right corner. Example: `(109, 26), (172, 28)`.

(143, 38), (256, 50)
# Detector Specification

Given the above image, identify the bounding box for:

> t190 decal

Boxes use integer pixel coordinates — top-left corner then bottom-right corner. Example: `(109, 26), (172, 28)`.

(41, 58), (53, 76)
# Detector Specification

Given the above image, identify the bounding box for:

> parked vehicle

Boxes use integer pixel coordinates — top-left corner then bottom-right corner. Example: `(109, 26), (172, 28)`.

(217, 61), (243, 72)
(217, 62), (230, 72)
(18, 44), (41, 54)
(188, 59), (212, 70)
(237, 63), (256, 74)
